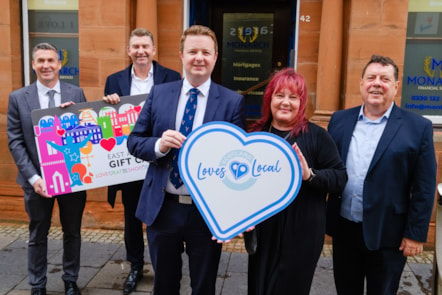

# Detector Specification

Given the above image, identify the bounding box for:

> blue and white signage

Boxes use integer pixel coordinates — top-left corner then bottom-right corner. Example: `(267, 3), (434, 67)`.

(179, 122), (302, 241)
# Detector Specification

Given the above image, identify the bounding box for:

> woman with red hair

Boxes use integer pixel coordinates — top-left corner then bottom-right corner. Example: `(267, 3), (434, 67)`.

(246, 68), (347, 295)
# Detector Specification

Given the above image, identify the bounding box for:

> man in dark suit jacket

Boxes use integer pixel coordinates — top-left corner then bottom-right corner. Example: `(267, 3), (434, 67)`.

(102, 28), (181, 295)
(7, 43), (86, 295)
(127, 25), (245, 295)
(327, 54), (436, 295)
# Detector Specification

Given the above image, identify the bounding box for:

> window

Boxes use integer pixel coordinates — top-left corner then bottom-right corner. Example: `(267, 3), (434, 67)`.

(23, 0), (79, 85)
(401, 0), (442, 123)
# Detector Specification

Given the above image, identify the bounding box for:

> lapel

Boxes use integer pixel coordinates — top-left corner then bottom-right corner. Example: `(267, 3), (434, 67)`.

(203, 82), (220, 123)
(60, 81), (77, 103)
(167, 80), (184, 128)
(25, 83), (41, 110)
(341, 107), (359, 163)
(118, 65), (132, 96)
(152, 61), (163, 84)
(367, 104), (401, 174)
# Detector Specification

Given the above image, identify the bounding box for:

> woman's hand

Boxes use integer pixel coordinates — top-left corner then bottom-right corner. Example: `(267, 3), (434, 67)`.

(292, 143), (312, 181)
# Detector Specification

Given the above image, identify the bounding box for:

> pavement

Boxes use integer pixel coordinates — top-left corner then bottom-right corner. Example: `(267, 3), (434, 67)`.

(0, 222), (434, 295)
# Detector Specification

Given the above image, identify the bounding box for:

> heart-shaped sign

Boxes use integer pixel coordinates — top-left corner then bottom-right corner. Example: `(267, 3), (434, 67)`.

(179, 121), (302, 241)
(100, 137), (116, 151)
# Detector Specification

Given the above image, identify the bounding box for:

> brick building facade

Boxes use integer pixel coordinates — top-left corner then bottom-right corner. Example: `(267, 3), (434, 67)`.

(0, 0), (440, 238)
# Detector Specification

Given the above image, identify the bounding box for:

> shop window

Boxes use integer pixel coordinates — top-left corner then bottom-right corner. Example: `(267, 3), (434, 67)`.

(401, 0), (442, 124)
(23, 0), (79, 85)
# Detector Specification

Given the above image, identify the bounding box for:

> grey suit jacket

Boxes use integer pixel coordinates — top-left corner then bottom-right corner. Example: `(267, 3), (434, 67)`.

(7, 81), (87, 190)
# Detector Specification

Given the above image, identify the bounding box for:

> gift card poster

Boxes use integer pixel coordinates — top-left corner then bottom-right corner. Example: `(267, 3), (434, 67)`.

(31, 94), (148, 196)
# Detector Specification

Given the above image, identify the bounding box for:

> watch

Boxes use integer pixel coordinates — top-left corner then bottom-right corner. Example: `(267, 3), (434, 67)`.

(306, 168), (316, 183)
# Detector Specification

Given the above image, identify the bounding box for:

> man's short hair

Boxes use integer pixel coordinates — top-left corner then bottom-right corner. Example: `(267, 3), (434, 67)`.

(362, 54), (399, 81)
(179, 25), (218, 53)
(129, 28), (155, 45)
(32, 42), (58, 60)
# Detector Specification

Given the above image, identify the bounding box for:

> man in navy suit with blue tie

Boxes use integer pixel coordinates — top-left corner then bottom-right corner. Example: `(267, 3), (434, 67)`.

(127, 25), (245, 294)
(327, 54), (436, 295)
(103, 28), (181, 295)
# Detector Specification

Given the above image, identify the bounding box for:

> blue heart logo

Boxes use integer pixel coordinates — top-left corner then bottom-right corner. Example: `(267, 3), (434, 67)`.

(230, 161), (249, 180)
(179, 121), (302, 241)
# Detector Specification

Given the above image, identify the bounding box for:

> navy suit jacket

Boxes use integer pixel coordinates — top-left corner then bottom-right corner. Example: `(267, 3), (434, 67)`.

(104, 61), (181, 206)
(7, 81), (87, 191)
(327, 104), (436, 250)
(127, 80), (245, 226)
(104, 61), (181, 97)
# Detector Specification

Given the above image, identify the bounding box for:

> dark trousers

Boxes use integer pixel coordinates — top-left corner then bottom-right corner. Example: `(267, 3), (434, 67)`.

(147, 198), (222, 295)
(24, 187), (86, 288)
(332, 217), (407, 295)
(120, 182), (144, 270)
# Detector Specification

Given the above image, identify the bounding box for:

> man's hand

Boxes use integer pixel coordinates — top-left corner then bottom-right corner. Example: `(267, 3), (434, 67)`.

(60, 101), (75, 108)
(211, 226), (255, 244)
(33, 178), (52, 198)
(103, 93), (120, 105)
(159, 130), (186, 153)
(399, 237), (424, 257)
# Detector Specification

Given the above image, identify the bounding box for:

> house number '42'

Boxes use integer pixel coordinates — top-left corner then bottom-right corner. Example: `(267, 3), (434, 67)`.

(300, 15), (311, 22)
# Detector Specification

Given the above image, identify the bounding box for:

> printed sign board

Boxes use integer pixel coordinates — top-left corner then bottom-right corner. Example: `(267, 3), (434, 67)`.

(179, 122), (302, 241)
(31, 94), (148, 196)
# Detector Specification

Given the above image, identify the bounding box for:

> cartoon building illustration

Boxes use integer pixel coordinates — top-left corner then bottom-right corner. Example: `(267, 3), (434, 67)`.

(47, 133), (93, 187)
(97, 106), (140, 138)
(35, 115), (72, 196)
(33, 100), (144, 196)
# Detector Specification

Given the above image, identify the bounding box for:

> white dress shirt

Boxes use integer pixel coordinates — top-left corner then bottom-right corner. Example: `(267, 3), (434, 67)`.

(130, 65), (154, 95)
(155, 78), (211, 195)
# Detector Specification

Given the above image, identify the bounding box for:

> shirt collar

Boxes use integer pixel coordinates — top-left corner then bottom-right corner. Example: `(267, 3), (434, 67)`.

(358, 102), (394, 122)
(131, 65), (153, 81)
(182, 78), (211, 97)
(36, 80), (61, 94)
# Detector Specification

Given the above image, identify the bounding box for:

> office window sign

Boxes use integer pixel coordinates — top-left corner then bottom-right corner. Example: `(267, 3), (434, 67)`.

(27, 0), (79, 85)
(401, 1), (442, 119)
(30, 37), (79, 85)
(222, 13), (274, 119)
(414, 12), (440, 35)
(402, 44), (442, 116)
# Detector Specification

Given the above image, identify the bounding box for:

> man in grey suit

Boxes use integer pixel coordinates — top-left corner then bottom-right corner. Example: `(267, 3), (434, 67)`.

(127, 25), (245, 295)
(102, 27), (181, 295)
(7, 43), (86, 295)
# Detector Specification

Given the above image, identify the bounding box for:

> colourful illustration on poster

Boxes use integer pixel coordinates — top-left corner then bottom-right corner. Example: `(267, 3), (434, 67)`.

(31, 94), (148, 196)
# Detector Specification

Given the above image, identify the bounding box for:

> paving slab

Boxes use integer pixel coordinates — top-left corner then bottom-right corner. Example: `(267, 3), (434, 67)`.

(0, 223), (435, 295)
(311, 256), (336, 295)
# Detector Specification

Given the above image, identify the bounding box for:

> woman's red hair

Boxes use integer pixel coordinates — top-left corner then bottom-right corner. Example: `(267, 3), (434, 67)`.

(248, 68), (308, 136)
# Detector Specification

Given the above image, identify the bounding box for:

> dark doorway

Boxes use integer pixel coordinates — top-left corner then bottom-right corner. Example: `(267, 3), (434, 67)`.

(191, 0), (296, 120)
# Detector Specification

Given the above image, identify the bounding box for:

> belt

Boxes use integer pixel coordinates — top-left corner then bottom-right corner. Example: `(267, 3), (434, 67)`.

(165, 192), (193, 205)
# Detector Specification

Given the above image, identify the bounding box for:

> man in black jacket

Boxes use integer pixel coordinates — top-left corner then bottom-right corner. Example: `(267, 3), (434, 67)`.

(103, 28), (181, 295)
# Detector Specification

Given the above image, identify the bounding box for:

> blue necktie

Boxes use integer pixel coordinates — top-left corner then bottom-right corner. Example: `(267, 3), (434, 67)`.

(170, 88), (200, 188)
